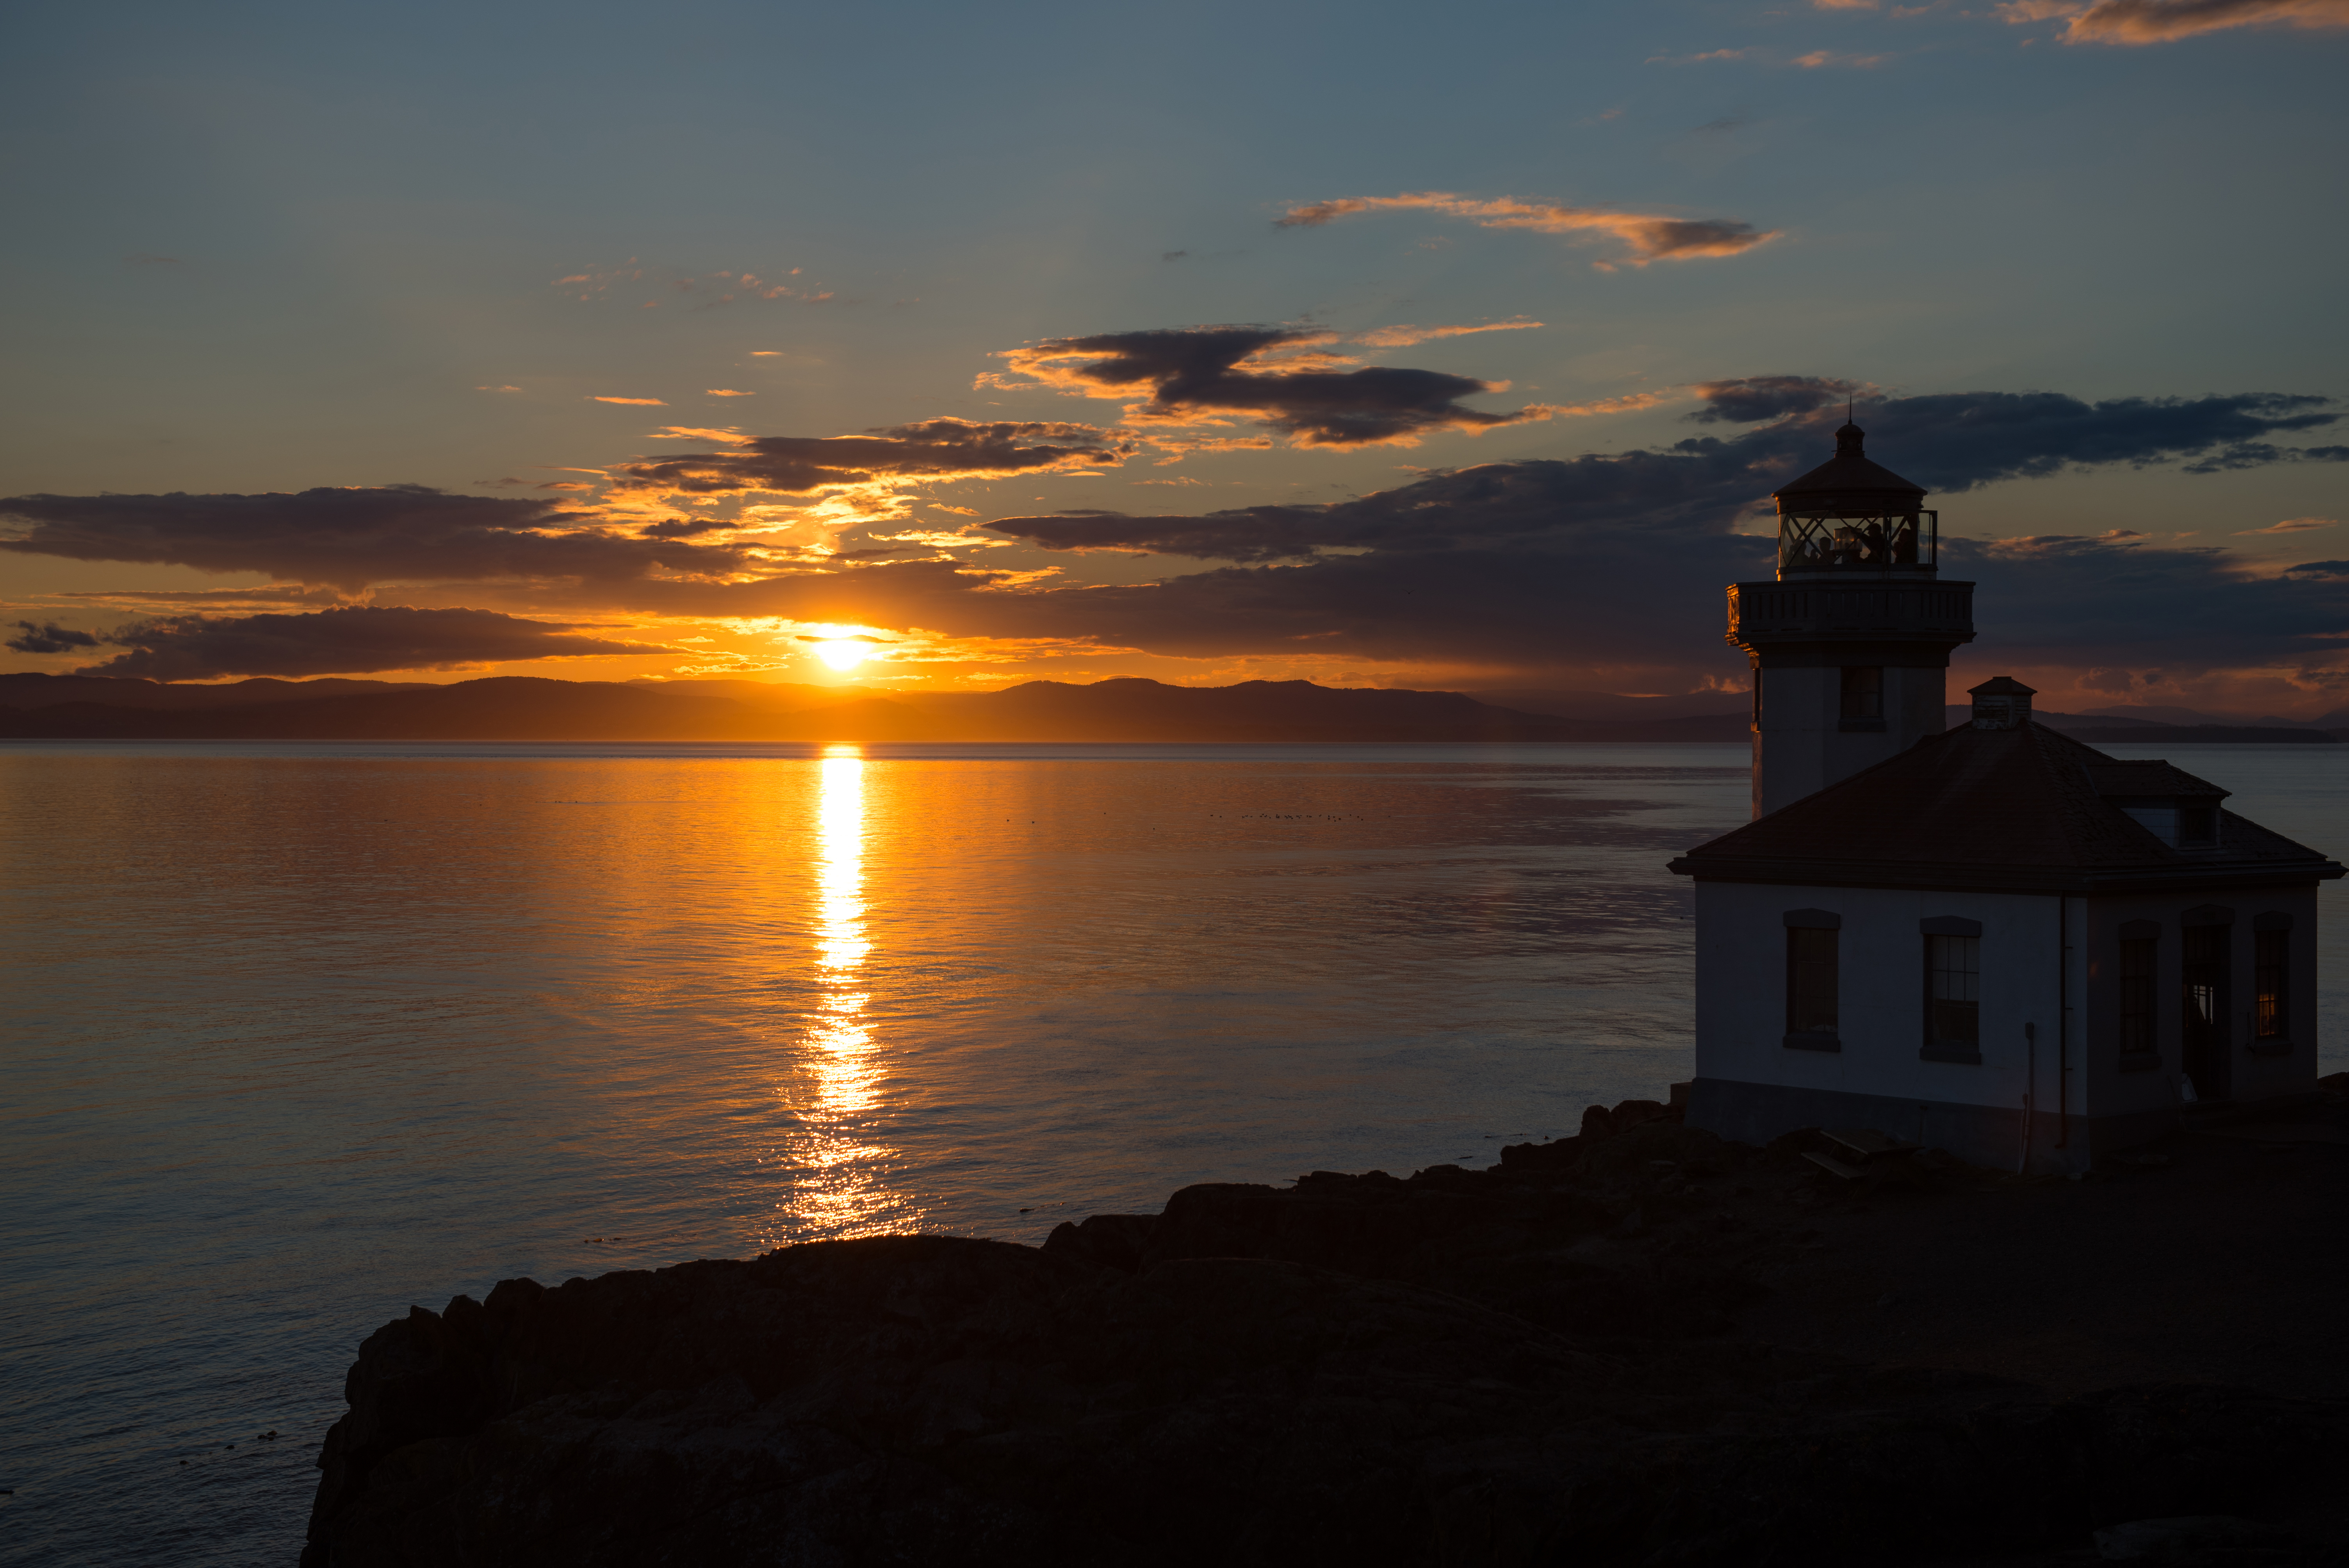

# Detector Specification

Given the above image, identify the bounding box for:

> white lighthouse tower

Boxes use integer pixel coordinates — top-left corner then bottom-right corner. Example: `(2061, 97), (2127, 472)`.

(1730, 419), (1974, 817)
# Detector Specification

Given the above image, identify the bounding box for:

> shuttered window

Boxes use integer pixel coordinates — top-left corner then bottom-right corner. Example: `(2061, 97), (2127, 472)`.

(2119, 937), (2156, 1053)
(1788, 927), (1839, 1036)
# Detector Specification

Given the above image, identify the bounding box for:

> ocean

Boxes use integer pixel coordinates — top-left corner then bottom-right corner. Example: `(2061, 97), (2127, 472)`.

(2, 740), (2341, 1565)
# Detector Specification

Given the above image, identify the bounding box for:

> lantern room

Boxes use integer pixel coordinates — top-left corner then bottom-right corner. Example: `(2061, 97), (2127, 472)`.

(1772, 419), (1939, 576)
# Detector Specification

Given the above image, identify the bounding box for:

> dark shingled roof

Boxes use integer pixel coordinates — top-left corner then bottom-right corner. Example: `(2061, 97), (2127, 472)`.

(2083, 759), (2228, 800)
(1668, 721), (2344, 894)
(1773, 423), (1927, 508)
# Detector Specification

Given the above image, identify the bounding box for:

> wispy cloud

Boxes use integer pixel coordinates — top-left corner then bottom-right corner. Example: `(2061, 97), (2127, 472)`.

(592, 396), (667, 406)
(1646, 48), (1756, 63)
(476, 385), (521, 393)
(2236, 517), (2336, 534)
(1274, 191), (1778, 268)
(648, 426), (750, 444)
(1999, 0), (2349, 40)
(1791, 48), (1895, 65)
(1352, 319), (1544, 348)
(705, 389), (755, 397)
(553, 263), (840, 308)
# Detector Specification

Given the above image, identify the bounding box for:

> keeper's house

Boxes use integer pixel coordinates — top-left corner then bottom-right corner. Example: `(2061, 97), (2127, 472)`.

(1666, 421), (2342, 1174)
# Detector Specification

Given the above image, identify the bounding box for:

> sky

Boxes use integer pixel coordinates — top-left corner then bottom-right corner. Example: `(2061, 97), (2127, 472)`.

(4, 0), (2346, 715)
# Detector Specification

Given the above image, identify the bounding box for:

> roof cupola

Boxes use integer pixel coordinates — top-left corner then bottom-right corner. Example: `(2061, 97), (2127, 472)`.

(1968, 675), (2035, 731)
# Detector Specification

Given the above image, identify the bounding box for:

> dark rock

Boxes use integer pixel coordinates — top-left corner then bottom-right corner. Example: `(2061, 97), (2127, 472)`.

(2094, 1515), (2296, 1561)
(301, 1107), (2349, 1567)
(303, 1244), (2348, 1567)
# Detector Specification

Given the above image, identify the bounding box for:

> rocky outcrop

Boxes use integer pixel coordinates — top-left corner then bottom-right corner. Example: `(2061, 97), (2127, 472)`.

(301, 1107), (2349, 1566)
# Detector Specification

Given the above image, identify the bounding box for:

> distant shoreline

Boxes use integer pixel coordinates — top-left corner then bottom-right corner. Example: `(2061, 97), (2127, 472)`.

(4, 672), (2340, 745)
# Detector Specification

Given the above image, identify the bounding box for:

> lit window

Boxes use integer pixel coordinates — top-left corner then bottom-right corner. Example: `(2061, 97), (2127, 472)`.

(1926, 934), (1979, 1049)
(2181, 925), (2226, 1035)
(2179, 807), (2217, 845)
(2255, 929), (2287, 1040)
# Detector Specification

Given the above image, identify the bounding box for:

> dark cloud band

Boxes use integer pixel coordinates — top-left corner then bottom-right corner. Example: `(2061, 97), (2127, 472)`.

(979, 388), (2345, 561)
(986, 326), (1545, 447)
(0, 486), (743, 591)
(68, 606), (681, 681)
(610, 419), (1134, 495)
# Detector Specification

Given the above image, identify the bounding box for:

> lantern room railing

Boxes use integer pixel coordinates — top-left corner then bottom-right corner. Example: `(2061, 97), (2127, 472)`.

(1777, 510), (1937, 576)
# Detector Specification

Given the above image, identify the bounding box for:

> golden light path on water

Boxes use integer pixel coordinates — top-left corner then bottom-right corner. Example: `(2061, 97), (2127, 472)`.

(783, 744), (909, 1237)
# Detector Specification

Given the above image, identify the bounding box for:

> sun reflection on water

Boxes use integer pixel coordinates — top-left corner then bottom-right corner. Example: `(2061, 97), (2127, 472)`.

(779, 745), (911, 1238)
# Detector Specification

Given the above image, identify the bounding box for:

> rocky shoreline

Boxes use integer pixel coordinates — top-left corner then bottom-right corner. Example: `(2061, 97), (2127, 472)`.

(300, 1085), (2349, 1566)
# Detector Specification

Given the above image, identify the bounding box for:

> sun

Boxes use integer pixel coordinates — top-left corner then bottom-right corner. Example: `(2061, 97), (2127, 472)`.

(814, 640), (871, 672)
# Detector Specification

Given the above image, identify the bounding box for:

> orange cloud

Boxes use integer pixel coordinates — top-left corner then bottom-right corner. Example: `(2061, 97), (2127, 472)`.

(1525, 391), (1677, 419)
(592, 396), (668, 406)
(1999, 0), (2349, 38)
(647, 426), (752, 444)
(2235, 517), (2336, 535)
(1352, 319), (1545, 348)
(706, 388), (755, 397)
(1791, 48), (1895, 64)
(1274, 191), (1777, 268)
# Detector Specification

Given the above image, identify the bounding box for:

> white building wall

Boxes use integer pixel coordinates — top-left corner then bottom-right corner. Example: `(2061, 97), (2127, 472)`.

(1691, 878), (2322, 1172)
(1693, 880), (2063, 1116)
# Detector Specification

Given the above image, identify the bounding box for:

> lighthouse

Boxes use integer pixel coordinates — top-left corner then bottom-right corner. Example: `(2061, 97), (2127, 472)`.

(1730, 419), (1974, 817)
(1670, 426), (2341, 1172)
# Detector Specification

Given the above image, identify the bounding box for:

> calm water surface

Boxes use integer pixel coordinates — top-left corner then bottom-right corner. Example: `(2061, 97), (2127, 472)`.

(2, 740), (2341, 1565)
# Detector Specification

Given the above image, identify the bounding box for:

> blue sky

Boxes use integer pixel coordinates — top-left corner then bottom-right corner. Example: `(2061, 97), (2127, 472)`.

(4, 0), (2345, 711)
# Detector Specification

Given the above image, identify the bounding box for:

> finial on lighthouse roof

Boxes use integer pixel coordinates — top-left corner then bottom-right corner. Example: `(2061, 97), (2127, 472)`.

(1772, 407), (1927, 516)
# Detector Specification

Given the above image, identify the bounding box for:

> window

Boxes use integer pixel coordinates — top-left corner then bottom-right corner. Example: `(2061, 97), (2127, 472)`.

(2255, 929), (2287, 1039)
(2119, 937), (2157, 1053)
(2179, 806), (2217, 845)
(1927, 934), (1979, 1049)
(2181, 925), (2227, 1034)
(1839, 666), (1883, 723)
(1788, 927), (1839, 1037)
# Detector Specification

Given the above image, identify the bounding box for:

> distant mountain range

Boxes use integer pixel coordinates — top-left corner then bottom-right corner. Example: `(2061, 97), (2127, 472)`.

(2, 672), (2339, 743)
(0, 673), (1752, 743)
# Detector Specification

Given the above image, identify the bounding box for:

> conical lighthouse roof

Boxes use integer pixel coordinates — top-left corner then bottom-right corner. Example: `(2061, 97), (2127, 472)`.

(1772, 421), (1927, 515)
